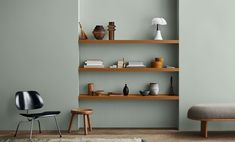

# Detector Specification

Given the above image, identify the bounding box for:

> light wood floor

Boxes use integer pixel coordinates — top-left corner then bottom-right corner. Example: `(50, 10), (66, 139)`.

(1, 129), (235, 142)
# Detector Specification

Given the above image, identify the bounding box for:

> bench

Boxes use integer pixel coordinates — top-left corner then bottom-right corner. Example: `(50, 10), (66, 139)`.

(188, 104), (235, 138)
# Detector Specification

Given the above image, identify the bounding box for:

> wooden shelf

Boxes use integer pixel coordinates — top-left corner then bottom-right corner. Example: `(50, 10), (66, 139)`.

(79, 40), (179, 44)
(79, 94), (179, 101)
(79, 67), (179, 72)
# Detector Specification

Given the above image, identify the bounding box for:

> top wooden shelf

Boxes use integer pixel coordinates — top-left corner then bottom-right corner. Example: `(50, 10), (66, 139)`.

(79, 40), (179, 44)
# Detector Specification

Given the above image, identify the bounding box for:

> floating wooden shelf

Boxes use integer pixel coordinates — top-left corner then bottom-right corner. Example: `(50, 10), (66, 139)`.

(79, 94), (179, 101)
(79, 40), (179, 44)
(79, 67), (179, 72)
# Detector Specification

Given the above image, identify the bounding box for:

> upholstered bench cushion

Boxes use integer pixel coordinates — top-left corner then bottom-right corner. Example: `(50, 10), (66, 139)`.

(188, 104), (235, 120)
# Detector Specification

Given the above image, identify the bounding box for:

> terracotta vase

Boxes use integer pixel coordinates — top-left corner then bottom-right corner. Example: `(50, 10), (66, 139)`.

(93, 25), (105, 40)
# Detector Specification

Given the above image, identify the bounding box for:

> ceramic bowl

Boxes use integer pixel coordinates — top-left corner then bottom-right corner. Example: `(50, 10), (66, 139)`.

(139, 90), (150, 96)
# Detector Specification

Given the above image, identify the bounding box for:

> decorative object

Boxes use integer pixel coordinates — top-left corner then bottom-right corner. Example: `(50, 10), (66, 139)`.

(93, 25), (105, 40)
(108, 22), (116, 40)
(152, 17), (167, 40)
(87, 83), (94, 95)
(68, 108), (93, 135)
(123, 84), (129, 96)
(169, 76), (174, 95)
(139, 90), (150, 96)
(109, 64), (117, 68)
(79, 23), (88, 40)
(117, 58), (124, 68)
(149, 83), (159, 95)
(95, 90), (105, 96)
(152, 57), (164, 68)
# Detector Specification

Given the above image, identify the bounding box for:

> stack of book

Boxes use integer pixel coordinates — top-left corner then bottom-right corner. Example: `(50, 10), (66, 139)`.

(126, 61), (145, 68)
(84, 59), (104, 68)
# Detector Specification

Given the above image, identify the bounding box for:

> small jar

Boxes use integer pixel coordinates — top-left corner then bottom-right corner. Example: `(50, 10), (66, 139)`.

(87, 83), (94, 95)
(152, 57), (164, 68)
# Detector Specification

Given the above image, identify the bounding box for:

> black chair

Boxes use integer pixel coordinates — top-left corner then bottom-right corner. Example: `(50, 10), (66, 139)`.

(14, 91), (62, 139)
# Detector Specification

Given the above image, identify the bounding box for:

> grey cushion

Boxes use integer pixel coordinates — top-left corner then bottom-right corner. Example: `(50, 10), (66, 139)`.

(188, 104), (235, 120)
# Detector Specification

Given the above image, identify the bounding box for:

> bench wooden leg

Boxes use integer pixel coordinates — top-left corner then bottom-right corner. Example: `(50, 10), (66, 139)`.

(68, 113), (75, 133)
(201, 121), (208, 138)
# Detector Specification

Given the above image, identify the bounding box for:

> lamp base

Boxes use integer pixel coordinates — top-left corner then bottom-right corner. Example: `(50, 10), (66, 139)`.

(154, 30), (163, 40)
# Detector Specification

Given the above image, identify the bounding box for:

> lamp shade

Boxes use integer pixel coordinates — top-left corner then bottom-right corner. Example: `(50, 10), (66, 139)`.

(152, 18), (167, 25)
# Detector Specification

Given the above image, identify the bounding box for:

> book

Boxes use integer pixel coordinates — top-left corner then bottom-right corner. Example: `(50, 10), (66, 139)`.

(128, 61), (144, 65)
(126, 65), (145, 68)
(84, 65), (104, 68)
(85, 59), (103, 64)
(85, 63), (104, 66)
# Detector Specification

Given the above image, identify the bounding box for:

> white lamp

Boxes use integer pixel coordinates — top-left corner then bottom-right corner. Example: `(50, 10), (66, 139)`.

(152, 17), (167, 40)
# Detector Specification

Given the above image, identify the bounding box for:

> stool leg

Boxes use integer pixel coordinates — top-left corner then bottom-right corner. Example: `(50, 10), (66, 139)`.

(87, 114), (92, 131)
(68, 113), (75, 133)
(83, 114), (88, 135)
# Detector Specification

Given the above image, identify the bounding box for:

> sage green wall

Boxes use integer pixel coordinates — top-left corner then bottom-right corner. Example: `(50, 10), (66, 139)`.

(179, 0), (235, 130)
(0, 0), (78, 130)
(1, 0), (234, 131)
(79, 0), (179, 128)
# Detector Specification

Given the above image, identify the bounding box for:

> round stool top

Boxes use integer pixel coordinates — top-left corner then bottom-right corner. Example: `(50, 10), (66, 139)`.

(71, 108), (93, 115)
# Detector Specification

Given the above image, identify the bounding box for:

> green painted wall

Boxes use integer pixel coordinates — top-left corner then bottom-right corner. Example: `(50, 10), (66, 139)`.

(0, 0), (79, 130)
(179, 0), (235, 130)
(79, 0), (179, 128)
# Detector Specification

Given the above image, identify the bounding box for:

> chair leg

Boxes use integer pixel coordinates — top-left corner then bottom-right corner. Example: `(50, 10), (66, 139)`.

(37, 120), (42, 133)
(68, 113), (75, 133)
(29, 120), (34, 140)
(83, 114), (88, 135)
(87, 114), (92, 131)
(54, 116), (62, 138)
(14, 121), (22, 137)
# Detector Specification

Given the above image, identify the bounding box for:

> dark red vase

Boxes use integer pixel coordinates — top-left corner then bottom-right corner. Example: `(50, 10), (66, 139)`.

(93, 25), (105, 40)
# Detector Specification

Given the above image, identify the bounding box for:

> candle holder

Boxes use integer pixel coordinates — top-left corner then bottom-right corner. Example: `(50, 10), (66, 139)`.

(108, 22), (116, 40)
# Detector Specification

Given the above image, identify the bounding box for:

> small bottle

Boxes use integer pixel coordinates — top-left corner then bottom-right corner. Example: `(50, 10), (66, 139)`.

(123, 84), (129, 96)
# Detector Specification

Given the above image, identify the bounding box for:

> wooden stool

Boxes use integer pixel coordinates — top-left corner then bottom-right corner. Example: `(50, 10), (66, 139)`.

(68, 108), (93, 135)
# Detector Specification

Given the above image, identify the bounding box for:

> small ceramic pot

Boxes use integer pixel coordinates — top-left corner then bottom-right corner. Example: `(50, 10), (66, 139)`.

(149, 83), (159, 95)
(93, 25), (105, 40)
(139, 90), (150, 96)
(152, 57), (164, 68)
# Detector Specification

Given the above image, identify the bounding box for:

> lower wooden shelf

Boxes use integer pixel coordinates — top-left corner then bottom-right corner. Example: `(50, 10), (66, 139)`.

(79, 94), (179, 101)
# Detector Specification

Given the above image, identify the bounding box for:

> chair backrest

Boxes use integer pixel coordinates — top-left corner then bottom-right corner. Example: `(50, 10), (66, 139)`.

(15, 91), (44, 110)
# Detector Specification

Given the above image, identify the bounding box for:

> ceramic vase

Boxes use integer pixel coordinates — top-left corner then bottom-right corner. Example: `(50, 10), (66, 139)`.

(149, 83), (159, 95)
(93, 25), (105, 40)
(123, 84), (129, 96)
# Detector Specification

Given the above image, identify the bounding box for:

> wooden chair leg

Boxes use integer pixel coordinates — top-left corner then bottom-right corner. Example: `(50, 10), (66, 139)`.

(83, 114), (88, 135)
(68, 113), (75, 133)
(87, 114), (92, 131)
(201, 121), (208, 138)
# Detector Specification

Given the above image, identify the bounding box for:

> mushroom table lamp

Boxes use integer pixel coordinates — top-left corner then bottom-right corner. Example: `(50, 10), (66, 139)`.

(152, 17), (167, 40)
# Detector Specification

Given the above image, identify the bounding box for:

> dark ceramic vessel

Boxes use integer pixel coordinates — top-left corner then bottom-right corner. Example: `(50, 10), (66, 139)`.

(93, 25), (105, 40)
(123, 84), (129, 96)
